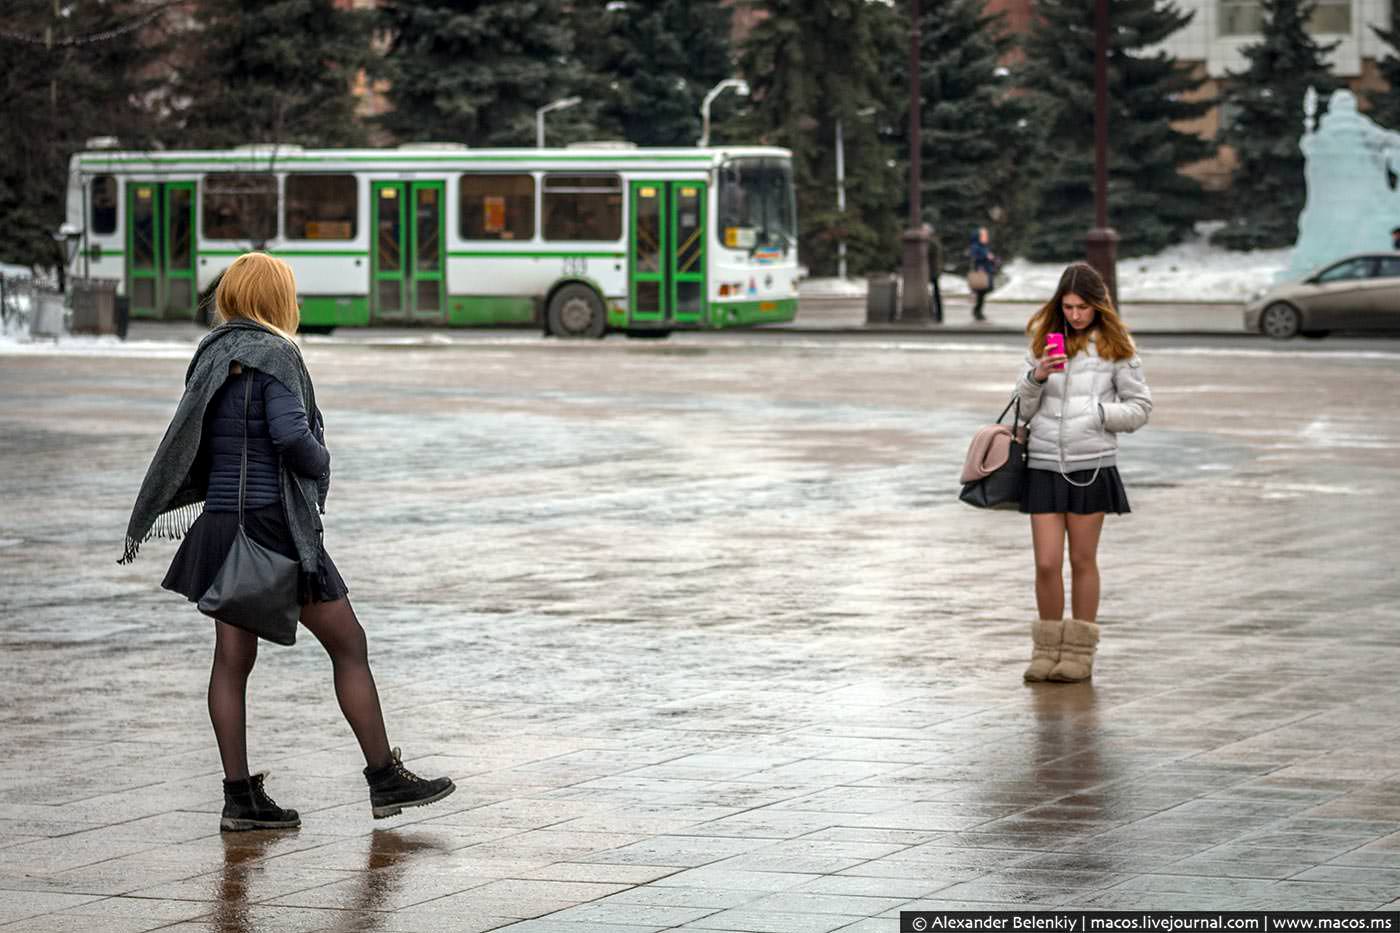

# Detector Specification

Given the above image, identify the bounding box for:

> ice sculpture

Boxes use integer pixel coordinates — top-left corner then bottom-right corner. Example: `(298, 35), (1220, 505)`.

(1287, 88), (1400, 280)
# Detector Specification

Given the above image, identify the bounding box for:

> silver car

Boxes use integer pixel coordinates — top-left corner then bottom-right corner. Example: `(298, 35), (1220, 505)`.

(1244, 253), (1400, 339)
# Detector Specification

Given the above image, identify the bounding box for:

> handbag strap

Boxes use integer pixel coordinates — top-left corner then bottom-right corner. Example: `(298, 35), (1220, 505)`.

(237, 373), (251, 529)
(996, 394), (1020, 428)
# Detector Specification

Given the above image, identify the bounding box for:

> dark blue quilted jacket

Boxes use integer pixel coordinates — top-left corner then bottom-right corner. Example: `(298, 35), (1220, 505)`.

(202, 370), (329, 513)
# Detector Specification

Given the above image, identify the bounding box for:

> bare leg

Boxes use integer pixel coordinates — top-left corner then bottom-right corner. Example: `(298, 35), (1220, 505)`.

(209, 621), (258, 780)
(1030, 513), (1067, 620)
(1066, 512), (1106, 622)
(299, 597), (393, 770)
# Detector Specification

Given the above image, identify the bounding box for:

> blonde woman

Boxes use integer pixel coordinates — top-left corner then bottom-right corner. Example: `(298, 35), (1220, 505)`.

(1015, 262), (1152, 683)
(122, 252), (454, 830)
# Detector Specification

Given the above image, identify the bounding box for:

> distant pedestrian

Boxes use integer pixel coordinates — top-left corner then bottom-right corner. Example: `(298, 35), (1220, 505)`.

(121, 252), (454, 831)
(968, 227), (998, 322)
(1014, 262), (1152, 683)
(1391, 226), (1400, 250)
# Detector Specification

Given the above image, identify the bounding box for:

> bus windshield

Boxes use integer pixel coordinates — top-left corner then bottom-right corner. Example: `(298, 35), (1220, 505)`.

(718, 158), (796, 257)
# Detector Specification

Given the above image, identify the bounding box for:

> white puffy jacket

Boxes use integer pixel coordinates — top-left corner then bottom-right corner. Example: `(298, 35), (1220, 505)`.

(1014, 337), (1152, 472)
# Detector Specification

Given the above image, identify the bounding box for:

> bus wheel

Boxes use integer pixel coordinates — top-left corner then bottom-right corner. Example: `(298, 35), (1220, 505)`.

(548, 284), (607, 339)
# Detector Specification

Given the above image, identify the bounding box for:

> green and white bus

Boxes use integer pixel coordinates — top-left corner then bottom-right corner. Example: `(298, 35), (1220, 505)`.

(63, 143), (800, 337)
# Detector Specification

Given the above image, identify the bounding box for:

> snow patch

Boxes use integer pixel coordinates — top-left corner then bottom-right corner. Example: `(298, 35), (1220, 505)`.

(0, 334), (197, 359)
(801, 224), (1291, 304)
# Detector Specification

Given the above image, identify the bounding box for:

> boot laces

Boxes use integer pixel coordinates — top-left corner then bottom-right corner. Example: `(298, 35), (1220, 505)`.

(250, 771), (280, 810)
(380, 745), (422, 778)
(386, 748), (426, 787)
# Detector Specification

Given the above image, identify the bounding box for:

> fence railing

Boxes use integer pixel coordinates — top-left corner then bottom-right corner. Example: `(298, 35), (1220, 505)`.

(1, 275), (125, 340)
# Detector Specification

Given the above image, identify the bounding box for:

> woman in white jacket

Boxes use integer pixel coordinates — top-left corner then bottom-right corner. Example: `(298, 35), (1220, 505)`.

(1014, 263), (1152, 683)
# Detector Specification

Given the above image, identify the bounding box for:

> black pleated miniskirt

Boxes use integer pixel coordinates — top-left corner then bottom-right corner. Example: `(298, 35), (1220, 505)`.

(1020, 465), (1131, 515)
(162, 503), (349, 606)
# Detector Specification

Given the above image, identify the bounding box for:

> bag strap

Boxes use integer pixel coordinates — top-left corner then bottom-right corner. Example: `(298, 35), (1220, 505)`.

(238, 373), (251, 529)
(996, 394), (1021, 428)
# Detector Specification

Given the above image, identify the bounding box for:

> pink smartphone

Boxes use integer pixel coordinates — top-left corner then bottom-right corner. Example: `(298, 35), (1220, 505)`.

(1045, 332), (1066, 370)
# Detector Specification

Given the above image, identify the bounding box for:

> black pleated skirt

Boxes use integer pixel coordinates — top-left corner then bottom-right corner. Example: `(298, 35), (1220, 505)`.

(1020, 465), (1131, 515)
(162, 503), (349, 606)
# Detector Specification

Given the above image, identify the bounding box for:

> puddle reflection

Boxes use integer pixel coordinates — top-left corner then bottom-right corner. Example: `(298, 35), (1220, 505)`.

(1028, 681), (1107, 810)
(211, 829), (450, 932)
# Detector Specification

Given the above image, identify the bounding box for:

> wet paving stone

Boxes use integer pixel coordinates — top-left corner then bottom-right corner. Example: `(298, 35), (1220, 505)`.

(2, 336), (1400, 927)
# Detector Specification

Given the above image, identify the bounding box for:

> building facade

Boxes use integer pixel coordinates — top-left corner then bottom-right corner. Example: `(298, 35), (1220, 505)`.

(986, 0), (1394, 188)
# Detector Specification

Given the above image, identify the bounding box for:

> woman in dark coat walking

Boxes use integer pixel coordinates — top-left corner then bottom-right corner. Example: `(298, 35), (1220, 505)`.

(969, 227), (998, 322)
(122, 252), (455, 831)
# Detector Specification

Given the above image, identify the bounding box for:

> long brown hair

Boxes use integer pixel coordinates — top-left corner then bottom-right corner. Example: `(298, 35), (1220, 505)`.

(1026, 262), (1136, 362)
(215, 252), (300, 341)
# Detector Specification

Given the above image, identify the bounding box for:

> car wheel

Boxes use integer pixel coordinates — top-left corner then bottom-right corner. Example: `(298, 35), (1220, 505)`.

(547, 284), (607, 339)
(1260, 302), (1301, 340)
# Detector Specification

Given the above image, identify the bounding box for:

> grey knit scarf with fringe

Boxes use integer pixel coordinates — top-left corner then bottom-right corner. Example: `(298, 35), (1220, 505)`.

(119, 320), (325, 573)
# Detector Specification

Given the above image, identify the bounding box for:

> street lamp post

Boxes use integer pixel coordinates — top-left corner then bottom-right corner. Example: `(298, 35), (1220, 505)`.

(697, 78), (749, 148)
(1086, 0), (1119, 304)
(836, 118), (848, 280)
(835, 107), (877, 281)
(899, 0), (932, 322)
(536, 97), (582, 149)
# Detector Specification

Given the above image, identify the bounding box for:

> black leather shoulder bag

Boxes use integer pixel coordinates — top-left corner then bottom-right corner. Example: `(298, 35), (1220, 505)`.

(197, 375), (301, 645)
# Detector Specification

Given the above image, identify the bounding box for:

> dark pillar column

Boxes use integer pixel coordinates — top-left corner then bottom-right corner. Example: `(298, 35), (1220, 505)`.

(1087, 0), (1119, 306)
(899, 0), (932, 322)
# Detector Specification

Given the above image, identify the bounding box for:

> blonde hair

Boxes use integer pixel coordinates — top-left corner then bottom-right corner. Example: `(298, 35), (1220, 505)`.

(1026, 261), (1136, 362)
(214, 252), (300, 340)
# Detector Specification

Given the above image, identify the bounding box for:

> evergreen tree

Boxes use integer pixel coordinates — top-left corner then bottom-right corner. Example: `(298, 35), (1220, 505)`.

(172, 0), (373, 149)
(1021, 0), (1214, 261)
(572, 0), (734, 147)
(0, 1), (165, 269)
(1366, 0), (1400, 130)
(377, 1), (588, 147)
(898, 0), (1040, 269)
(739, 0), (904, 276)
(1213, 0), (1341, 250)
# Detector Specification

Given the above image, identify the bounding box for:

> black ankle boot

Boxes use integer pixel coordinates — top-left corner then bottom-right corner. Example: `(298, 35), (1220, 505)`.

(221, 772), (300, 832)
(364, 748), (455, 819)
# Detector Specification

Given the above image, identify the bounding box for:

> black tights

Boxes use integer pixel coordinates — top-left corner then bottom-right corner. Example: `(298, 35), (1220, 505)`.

(208, 598), (393, 780)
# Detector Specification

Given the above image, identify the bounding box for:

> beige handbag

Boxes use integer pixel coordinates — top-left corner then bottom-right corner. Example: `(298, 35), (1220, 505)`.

(967, 269), (990, 292)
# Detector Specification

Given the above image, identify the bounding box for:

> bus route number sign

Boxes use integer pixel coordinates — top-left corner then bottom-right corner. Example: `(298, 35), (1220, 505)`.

(563, 256), (589, 277)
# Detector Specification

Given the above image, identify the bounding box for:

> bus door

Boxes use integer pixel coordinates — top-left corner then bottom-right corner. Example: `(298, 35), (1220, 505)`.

(629, 180), (706, 326)
(125, 181), (196, 319)
(372, 180), (445, 323)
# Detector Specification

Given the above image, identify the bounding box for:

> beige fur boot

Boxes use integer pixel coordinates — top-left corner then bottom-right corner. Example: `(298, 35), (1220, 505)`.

(1023, 619), (1064, 682)
(1048, 618), (1100, 682)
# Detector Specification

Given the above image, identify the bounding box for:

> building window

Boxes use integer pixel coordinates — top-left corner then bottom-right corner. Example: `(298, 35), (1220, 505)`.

(459, 174), (535, 241)
(543, 174), (622, 241)
(1220, 0), (1263, 35)
(1311, 0), (1351, 34)
(1220, 0), (1351, 36)
(91, 175), (117, 235)
(285, 174), (357, 240)
(203, 173), (278, 241)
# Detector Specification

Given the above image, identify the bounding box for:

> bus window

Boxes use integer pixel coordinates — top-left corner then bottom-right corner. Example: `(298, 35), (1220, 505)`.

(285, 174), (357, 240)
(203, 173), (278, 241)
(91, 175), (117, 235)
(719, 159), (796, 256)
(543, 174), (622, 241)
(460, 174), (534, 241)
